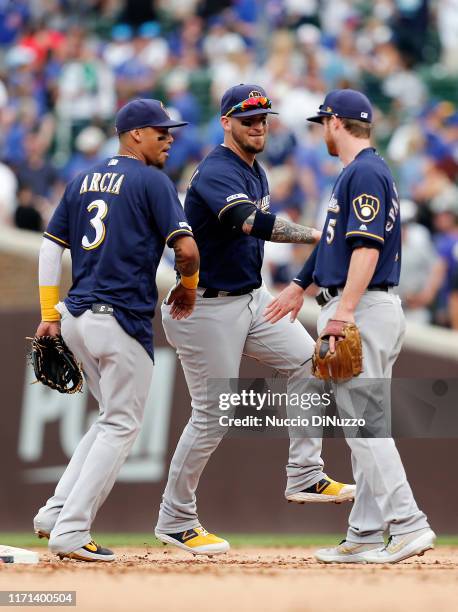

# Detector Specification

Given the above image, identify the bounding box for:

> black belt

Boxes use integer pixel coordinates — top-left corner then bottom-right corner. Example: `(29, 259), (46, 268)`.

(91, 303), (114, 315)
(316, 285), (391, 307)
(200, 286), (259, 298)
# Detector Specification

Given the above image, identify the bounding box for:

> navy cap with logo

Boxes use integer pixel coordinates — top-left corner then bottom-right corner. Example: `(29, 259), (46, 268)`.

(220, 84), (279, 118)
(115, 98), (188, 134)
(307, 89), (373, 124)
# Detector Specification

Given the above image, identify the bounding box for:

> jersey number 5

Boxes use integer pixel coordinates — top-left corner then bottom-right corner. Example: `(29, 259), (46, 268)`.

(326, 218), (337, 244)
(82, 199), (108, 250)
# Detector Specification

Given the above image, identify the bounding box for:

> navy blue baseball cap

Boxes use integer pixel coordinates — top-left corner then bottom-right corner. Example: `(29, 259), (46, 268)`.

(115, 98), (188, 133)
(221, 84), (279, 118)
(307, 89), (373, 124)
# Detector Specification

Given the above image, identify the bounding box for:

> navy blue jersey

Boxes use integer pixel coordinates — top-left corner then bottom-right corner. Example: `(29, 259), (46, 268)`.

(184, 145), (270, 291)
(45, 155), (193, 360)
(313, 148), (401, 287)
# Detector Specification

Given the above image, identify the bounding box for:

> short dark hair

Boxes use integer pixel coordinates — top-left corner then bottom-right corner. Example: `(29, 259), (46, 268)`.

(341, 118), (371, 138)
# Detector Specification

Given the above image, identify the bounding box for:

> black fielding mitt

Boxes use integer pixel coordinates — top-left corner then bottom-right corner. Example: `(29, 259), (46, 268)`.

(29, 335), (83, 394)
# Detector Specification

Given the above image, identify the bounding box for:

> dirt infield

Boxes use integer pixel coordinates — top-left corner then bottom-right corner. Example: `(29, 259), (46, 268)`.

(1, 546), (457, 612)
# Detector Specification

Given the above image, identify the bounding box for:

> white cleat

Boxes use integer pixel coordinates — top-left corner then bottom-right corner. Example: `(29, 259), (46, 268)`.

(315, 539), (382, 563)
(360, 528), (436, 564)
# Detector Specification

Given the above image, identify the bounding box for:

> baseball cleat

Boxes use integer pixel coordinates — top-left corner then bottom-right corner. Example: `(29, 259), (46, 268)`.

(359, 528), (436, 564)
(155, 526), (230, 556)
(286, 476), (356, 503)
(35, 529), (50, 540)
(314, 539), (382, 563)
(57, 541), (115, 562)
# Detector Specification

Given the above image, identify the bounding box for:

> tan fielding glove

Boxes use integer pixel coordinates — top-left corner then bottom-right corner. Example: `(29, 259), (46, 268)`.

(312, 319), (363, 382)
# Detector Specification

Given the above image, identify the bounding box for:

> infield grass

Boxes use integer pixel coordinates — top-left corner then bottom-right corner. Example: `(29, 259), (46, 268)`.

(1, 533), (458, 548)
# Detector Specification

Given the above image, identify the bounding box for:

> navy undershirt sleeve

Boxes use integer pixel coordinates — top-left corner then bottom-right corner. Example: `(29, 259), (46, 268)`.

(293, 245), (319, 289)
(348, 237), (382, 251)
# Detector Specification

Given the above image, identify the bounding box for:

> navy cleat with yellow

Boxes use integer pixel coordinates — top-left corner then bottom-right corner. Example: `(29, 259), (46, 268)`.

(57, 541), (115, 562)
(155, 526), (229, 556)
(286, 476), (356, 504)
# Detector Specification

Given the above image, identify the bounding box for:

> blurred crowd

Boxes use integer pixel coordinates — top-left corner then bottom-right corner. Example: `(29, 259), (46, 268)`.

(0, 0), (457, 328)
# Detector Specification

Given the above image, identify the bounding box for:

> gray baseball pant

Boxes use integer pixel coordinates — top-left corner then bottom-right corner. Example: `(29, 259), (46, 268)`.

(33, 302), (153, 554)
(318, 290), (430, 543)
(156, 285), (324, 533)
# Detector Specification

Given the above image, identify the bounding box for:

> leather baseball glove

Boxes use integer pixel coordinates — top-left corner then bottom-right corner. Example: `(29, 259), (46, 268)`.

(29, 335), (83, 394)
(312, 319), (363, 382)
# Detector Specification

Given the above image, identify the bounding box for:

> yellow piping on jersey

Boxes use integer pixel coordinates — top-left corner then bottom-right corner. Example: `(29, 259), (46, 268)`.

(218, 199), (253, 219)
(345, 231), (384, 243)
(165, 228), (194, 244)
(44, 232), (70, 248)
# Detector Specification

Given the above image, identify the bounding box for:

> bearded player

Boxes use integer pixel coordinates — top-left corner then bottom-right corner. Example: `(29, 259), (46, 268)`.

(154, 84), (355, 556)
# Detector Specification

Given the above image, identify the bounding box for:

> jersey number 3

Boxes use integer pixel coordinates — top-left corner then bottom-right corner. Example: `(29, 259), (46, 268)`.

(82, 199), (108, 250)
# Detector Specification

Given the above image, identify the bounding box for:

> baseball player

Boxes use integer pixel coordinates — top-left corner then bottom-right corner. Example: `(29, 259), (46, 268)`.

(33, 99), (199, 562)
(265, 89), (436, 563)
(154, 84), (355, 556)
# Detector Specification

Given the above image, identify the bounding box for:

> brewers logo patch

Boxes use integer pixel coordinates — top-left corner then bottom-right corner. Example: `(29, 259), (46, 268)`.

(352, 194), (380, 223)
(328, 194), (340, 213)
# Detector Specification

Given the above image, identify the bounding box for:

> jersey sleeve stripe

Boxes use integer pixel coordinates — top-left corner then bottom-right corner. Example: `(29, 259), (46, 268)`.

(44, 232), (70, 248)
(345, 230), (384, 244)
(218, 199), (254, 219)
(165, 228), (194, 244)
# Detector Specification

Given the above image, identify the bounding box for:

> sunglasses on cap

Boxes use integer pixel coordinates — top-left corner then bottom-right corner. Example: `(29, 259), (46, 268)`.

(319, 104), (337, 116)
(225, 96), (272, 117)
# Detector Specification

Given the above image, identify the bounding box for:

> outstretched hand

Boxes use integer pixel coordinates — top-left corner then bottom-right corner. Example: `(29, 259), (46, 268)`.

(264, 282), (305, 324)
(167, 282), (196, 320)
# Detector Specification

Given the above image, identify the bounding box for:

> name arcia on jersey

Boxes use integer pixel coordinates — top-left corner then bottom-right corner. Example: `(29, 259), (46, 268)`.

(80, 172), (125, 195)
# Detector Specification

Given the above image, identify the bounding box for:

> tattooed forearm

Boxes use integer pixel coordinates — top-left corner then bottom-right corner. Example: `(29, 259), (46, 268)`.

(270, 217), (316, 243)
(242, 212), (319, 243)
(173, 236), (200, 276)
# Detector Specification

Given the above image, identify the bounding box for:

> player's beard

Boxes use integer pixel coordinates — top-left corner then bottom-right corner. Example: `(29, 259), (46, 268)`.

(232, 126), (266, 155)
(324, 132), (338, 157)
(323, 122), (338, 157)
(150, 149), (169, 168)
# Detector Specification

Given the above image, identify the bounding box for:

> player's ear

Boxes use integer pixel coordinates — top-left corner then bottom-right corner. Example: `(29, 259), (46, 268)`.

(332, 116), (341, 130)
(220, 116), (231, 133)
(129, 129), (142, 143)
